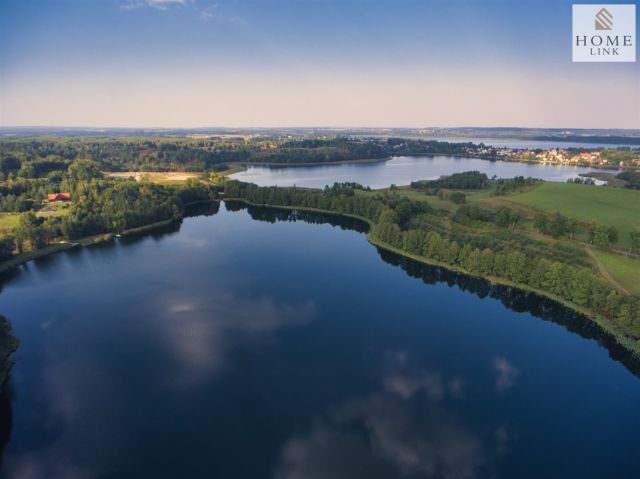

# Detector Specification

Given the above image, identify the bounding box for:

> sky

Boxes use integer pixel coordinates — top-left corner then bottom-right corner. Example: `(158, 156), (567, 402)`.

(0, 0), (639, 129)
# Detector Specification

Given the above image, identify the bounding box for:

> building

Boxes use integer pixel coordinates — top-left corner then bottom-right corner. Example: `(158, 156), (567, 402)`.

(47, 192), (72, 202)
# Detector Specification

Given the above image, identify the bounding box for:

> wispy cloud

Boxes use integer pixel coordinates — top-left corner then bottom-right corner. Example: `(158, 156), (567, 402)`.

(120, 0), (247, 24)
(121, 0), (189, 11)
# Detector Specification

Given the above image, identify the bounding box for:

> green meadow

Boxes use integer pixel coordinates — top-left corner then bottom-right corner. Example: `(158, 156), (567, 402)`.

(591, 250), (640, 297)
(504, 183), (640, 247)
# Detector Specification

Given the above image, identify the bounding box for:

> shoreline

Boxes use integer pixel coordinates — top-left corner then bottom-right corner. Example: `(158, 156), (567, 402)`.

(232, 156), (390, 170)
(0, 194), (638, 377)
(0, 217), (189, 385)
(226, 197), (640, 358)
(0, 200), (221, 276)
(101, 153), (632, 184)
(229, 155), (628, 173)
(0, 220), (182, 276)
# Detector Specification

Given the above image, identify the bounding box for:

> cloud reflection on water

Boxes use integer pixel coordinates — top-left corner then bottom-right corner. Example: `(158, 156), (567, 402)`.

(2, 292), (316, 478)
(493, 357), (519, 393)
(276, 352), (510, 479)
(158, 292), (316, 386)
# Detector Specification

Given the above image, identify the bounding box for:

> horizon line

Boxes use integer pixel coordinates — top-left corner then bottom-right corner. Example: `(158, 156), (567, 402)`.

(2, 125), (640, 133)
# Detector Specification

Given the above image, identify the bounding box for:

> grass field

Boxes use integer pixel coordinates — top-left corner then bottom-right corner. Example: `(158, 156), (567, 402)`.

(503, 183), (640, 247)
(0, 207), (69, 238)
(0, 213), (20, 236)
(591, 250), (640, 297)
(104, 171), (203, 184)
(365, 182), (640, 296)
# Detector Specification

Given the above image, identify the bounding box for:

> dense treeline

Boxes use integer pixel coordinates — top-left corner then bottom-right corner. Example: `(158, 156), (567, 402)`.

(411, 171), (489, 190)
(410, 172), (540, 197)
(617, 170), (640, 189)
(0, 137), (505, 175)
(492, 176), (540, 195)
(2, 159), (221, 256)
(225, 180), (640, 344)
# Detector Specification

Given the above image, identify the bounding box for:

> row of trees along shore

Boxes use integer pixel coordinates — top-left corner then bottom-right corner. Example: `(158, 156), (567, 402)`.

(0, 137), (488, 173)
(0, 160), (221, 260)
(225, 180), (640, 351)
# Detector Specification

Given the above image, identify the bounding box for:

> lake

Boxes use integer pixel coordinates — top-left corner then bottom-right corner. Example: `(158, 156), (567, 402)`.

(230, 156), (611, 189)
(414, 136), (639, 150)
(1, 203), (639, 478)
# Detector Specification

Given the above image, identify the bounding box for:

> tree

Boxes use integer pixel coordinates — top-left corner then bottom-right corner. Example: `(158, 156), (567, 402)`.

(67, 159), (103, 183)
(495, 207), (513, 228)
(565, 218), (579, 240)
(533, 213), (548, 233)
(629, 231), (640, 254)
(449, 192), (466, 204)
(479, 248), (495, 275)
(548, 213), (566, 238)
(0, 237), (15, 261)
(594, 227), (610, 250)
(13, 212), (47, 252)
(587, 221), (598, 244)
(506, 251), (528, 283)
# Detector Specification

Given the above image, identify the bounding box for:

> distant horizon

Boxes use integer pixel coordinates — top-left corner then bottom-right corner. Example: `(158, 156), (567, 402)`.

(1, 125), (640, 134)
(2, 1), (639, 129)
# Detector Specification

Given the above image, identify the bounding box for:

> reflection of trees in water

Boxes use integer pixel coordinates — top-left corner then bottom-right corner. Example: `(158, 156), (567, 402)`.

(379, 250), (640, 378)
(236, 201), (640, 379)
(0, 203), (222, 294)
(225, 200), (369, 234)
(184, 200), (220, 218)
(0, 383), (12, 469)
(0, 203), (227, 458)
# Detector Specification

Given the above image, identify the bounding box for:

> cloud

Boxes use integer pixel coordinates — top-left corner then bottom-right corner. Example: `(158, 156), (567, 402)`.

(121, 0), (189, 11)
(493, 357), (519, 393)
(120, 0), (247, 24)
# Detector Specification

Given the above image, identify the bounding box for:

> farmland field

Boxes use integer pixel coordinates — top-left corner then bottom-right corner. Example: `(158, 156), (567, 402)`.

(504, 183), (640, 247)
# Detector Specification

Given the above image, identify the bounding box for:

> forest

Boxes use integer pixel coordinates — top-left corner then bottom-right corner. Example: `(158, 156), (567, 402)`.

(0, 136), (497, 173)
(224, 180), (640, 352)
(0, 137), (638, 357)
(0, 158), (220, 260)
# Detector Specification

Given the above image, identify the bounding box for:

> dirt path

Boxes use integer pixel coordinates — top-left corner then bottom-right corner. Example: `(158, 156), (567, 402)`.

(586, 248), (630, 295)
(576, 240), (639, 259)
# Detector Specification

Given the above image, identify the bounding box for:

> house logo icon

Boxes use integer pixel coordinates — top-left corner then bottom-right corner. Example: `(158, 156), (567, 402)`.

(595, 7), (613, 30)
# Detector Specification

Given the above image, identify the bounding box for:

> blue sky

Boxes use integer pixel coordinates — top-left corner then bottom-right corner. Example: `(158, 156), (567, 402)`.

(1, 0), (638, 128)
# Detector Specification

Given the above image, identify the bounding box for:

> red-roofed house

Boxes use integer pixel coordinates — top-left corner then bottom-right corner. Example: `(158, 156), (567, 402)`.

(47, 192), (72, 202)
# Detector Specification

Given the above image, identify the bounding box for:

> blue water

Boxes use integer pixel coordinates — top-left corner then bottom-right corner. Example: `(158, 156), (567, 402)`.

(0, 203), (638, 478)
(421, 136), (637, 150)
(231, 156), (611, 189)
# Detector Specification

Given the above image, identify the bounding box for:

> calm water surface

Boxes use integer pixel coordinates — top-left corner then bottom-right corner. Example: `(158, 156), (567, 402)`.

(418, 137), (638, 150)
(231, 156), (611, 189)
(0, 203), (639, 478)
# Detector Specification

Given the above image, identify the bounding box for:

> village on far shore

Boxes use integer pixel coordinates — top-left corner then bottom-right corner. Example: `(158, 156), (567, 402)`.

(345, 137), (640, 169)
